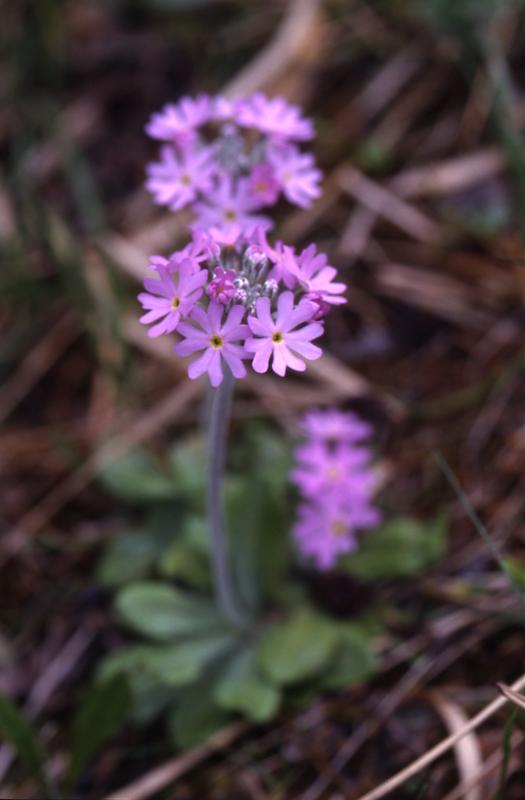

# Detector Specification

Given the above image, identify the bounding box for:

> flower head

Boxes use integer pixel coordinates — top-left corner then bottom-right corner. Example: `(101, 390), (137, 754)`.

(290, 408), (380, 570)
(145, 92), (320, 229)
(246, 292), (323, 376)
(174, 303), (249, 387)
(138, 259), (208, 338)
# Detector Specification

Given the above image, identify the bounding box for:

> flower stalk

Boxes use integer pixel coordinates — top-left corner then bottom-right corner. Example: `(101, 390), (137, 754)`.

(207, 366), (245, 625)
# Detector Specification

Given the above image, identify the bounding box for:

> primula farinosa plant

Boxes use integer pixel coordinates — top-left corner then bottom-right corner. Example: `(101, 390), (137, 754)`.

(138, 96), (345, 625)
(291, 410), (381, 570)
(145, 93), (322, 227)
(94, 94), (431, 742)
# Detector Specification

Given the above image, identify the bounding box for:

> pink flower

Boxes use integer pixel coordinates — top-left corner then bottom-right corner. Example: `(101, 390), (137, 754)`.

(247, 164), (280, 207)
(245, 291), (323, 376)
(145, 95), (212, 145)
(145, 144), (216, 211)
(301, 410), (372, 444)
(194, 174), (272, 232)
(174, 303), (249, 387)
(268, 143), (322, 208)
(236, 93), (314, 141)
(268, 244), (301, 289)
(207, 267), (237, 303)
(292, 244), (346, 305)
(292, 502), (359, 570)
(138, 259), (207, 338)
(290, 441), (372, 498)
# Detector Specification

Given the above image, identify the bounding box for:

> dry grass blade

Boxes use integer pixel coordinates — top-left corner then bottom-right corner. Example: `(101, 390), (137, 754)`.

(102, 722), (247, 800)
(352, 671), (525, 800)
(337, 166), (441, 243)
(223, 0), (326, 100)
(426, 690), (483, 800)
(498, 683), (525, 712)
(389, 148), (503, 198)
(442, 730), (524, 800)
(373, 262), (495, 328)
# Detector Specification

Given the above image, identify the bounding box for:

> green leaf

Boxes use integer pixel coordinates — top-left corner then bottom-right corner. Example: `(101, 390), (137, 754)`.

(101, 450), (177, 502)
(0, 695), (53, 798)
(257, 609), (339, 685)
(168, 685), (230, 749)
(115, 582), (225, 640)
(97, 529), (167, 588)
(97, 648), (173, 724)
(345, 515), (447, 581)
(214, 646), (280, 723)
(320, 626), (377, 690)
(139, 635), (235, 687)
(502, 557), (525, 591)
(68, 675), (131, 787)
(160, 539), (211, 589)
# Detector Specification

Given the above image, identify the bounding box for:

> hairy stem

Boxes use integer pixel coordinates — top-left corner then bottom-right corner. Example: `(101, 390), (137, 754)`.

(207, 367), (245, 625)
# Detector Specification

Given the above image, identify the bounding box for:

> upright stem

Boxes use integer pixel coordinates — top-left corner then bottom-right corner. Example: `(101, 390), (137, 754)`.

(207, 366), (245, 626)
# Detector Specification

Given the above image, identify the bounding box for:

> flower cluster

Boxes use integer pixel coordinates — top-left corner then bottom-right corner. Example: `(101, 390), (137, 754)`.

(138, 226), (346, 387)
(291, 409), (380, 570)
(145, 93), (322, 230)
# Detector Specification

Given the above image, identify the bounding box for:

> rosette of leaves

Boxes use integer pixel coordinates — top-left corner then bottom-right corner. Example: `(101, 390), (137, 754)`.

(96, 425), (446, 746)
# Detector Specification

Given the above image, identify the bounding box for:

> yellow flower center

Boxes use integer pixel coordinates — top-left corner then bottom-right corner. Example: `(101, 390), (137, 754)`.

(330, 520), (347, 537)
(180, 174), (191, 186)
(210, 335), (223, 350)
(224, 209), (237, 222)
(171, 297), (181, 310)
(272, 332), (284, 344)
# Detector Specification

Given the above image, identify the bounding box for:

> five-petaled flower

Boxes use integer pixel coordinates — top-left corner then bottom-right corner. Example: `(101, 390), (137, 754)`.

(138, 259), (207, 338)
(246, 291), (323, 376)
(174, 303), (249, 387)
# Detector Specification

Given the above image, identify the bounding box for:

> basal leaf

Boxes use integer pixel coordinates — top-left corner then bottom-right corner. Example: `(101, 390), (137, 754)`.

(140, 635), (235, 687)
(214, 646), (280, 722)
(257, 608), (339, 685)
(320, 625), (377, 690)
(115, 582), (225, 640)
(168, 686), (230, 749)
(0, 695), (52, 798)
(101, 450), (176, 502)
(68, 675), (131, 787)
(345, 515), (447, 581)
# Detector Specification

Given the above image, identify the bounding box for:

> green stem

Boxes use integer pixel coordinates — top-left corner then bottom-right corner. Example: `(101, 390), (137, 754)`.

(207, 366), (245, 626)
